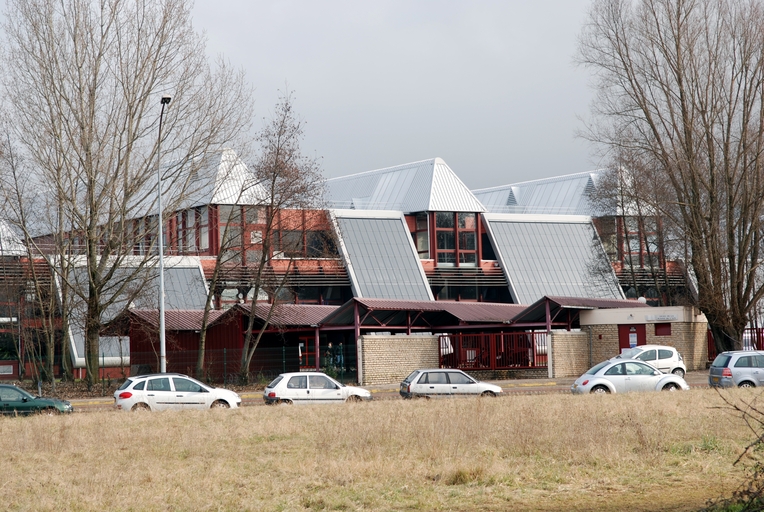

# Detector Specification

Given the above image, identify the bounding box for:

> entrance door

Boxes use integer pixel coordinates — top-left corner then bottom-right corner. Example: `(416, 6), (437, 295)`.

(618, 324), (646, 352)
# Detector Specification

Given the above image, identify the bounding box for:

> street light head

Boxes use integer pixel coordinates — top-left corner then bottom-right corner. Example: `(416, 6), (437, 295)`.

(161, 95), (172, 105)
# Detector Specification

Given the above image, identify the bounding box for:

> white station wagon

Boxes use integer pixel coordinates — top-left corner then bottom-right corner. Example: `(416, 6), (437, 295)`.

(114, 373), (241, 412)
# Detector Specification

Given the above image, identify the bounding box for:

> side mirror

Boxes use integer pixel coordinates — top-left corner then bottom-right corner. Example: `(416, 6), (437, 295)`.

(653, 370), (661, 376)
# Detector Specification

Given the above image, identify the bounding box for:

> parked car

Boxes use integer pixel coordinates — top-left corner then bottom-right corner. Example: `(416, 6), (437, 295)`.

(114, 373), (241, 411)
(613, 344), (687, 377)
(709, 351), (764, 388)
(0, 384), (73, 415)
(263, 372), (372, 404)
(571, 359), (690, 394)
(399, 369), (503, 399)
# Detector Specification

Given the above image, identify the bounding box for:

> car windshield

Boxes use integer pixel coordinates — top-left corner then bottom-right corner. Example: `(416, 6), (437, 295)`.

(586, 361), (611, 375)
(711, 354), (731, 368)
(617, 348), (640, 359)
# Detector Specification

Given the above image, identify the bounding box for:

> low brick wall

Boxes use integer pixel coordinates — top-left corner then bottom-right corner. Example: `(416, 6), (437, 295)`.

(359, 334), (439, 386)
(551, 321), (709, 378)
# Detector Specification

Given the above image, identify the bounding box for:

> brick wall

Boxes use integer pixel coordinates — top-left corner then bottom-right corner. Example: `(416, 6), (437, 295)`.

(359, 334), (439, 386)
(550, 321), (708, 378)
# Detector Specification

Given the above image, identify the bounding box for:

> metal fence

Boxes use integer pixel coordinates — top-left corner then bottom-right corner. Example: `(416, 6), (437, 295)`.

(707, 328), (764, 361)
(439, 332), (548, 370)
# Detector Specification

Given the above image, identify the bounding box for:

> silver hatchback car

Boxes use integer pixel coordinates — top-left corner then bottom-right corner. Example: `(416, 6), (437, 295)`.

(400, 369), (502, 399)
(709, 351), (764, 388)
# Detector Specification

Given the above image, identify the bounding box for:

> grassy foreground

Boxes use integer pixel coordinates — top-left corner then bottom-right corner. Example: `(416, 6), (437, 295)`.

(0, 388), (758, 511)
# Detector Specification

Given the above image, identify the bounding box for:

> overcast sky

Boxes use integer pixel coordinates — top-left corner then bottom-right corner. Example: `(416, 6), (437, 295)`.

(192, 1), (599, 189)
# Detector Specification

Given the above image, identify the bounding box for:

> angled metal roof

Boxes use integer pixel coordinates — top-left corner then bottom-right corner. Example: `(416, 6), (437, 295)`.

(238, 303), (339, 327)
(63, 256), (209, 367)
(511, 295), (649, 326)
(326, 158), (485, 213)
(483, 214), (625, 305)
(473, 170), (609, 216)
(129, 309), (226, 331)
(332, 210), (433, 301)
(319, 298), (524, 327)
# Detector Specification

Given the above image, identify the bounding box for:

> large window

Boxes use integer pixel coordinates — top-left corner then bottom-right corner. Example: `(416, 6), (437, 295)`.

(414, 212), (429, 259)
(434, 212), (478, 267)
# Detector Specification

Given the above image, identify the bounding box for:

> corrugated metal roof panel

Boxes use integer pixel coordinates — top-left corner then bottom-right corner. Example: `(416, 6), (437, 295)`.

(130, 309), (226, 331)
(473, 170), (609, 215)
(326, 158), (485, 213)
(333, 211), (433, 301)
(239, 303), (338, 326)
(438, 302), (526, 322)
(483, 214), (624, 305)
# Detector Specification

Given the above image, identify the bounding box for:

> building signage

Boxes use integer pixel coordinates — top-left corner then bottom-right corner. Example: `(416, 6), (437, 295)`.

(645, 314), (678, 322)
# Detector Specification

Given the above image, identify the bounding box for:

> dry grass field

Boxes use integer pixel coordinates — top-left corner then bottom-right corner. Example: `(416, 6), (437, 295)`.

(0, 388), (759, 511)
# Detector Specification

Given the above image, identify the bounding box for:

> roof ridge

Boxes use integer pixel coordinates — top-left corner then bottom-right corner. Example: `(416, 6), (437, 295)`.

(327, 158), (438, 181)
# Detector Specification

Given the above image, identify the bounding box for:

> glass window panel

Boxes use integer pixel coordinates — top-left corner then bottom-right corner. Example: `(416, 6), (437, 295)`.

(459, 232), (476, 251)
(416, 232), (429, 253)
(437, 232), (455, 250)
(436, 212), (454, 228)
(416, 212), (428, 230)
(437, 253), (456, 264)
(459, 253), (476, 265)
(459, 286), (477, 299)
(458, 213), (476, 229)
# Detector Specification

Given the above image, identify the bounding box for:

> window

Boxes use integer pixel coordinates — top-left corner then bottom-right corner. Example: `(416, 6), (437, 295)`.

(626, 362), (655, 375)
(658, 349), (673, 360)
(198, 207), (209, 251)
(185, 210), (197, 252)
(134, 381), (145, 391)
(287, 376), (307, 389)
(426, 372), (448, 384)
(413, 212), (429, 259)
(636, 350), (656, 362)
(447, 372), (473, 384)
(173, 378), (203, 393)
(655, 323), (671, 336)
(735, 356), (754, 368)
(309, 375), (337, 389)
(147, 378), (171, 391)
(605, 364), (624, 376)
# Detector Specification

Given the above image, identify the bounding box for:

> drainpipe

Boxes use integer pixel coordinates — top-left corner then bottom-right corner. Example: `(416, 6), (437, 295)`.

(588, 326), (593, 368)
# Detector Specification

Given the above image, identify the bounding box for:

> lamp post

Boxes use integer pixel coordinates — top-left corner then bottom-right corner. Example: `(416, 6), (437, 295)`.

(157, 95), (171, 373)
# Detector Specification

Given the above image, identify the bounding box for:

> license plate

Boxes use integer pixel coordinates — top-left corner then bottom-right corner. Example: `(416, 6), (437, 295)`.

(712, 377), (719, 383)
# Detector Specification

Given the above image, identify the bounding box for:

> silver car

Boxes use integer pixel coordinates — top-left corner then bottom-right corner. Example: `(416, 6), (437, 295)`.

(571, 359), (690, 394)
(709, 351), (764, 388)
(400, 369), (503, 399)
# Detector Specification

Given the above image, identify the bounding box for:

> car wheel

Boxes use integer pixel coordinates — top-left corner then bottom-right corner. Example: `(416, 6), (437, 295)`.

(590, 385), (610, 394)
(480, 391), (496, 397)
(41, 407), (59, 416)
(662, 383), (679, 391)
(211, 400), (230, 409)
(739, 381), (755, 389)
(131, 403), (150, 412)
(672, 368), (685, 378)
(346, 395), (363, 403)
(280, 399), (293, 405)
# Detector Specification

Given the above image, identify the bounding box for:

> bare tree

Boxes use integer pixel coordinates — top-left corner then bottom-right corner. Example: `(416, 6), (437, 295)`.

(579, 0), (764, 351)
(238, 91), (325, 384)
(0, 0), (253, 387)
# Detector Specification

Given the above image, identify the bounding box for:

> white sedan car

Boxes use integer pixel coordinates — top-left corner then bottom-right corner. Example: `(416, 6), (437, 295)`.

(114, 373), (241, 411)
(263, 372), (372, 404)
(571, 360), (690, 394)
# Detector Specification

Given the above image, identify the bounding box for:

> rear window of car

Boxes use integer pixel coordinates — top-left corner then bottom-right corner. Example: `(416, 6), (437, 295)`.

(586, 361), (610, 375)
(134, 380), (145, 391)
(447, 372), (474, 384)
(403, 371), (420, 384)
(267, 376), (283, 388)
(711, 354), (732, 368)
(658, 349), (674, 360)
(117, 379), (133, 391)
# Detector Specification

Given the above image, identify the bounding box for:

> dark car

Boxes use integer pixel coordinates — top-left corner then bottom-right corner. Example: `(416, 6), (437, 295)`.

(0, 384), (74, 415)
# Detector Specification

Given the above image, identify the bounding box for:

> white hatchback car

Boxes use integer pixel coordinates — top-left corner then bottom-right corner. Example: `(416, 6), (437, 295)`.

(114, 373), (241, 411)
(612, 344), (687, 377)
(263, 372), (372, 404)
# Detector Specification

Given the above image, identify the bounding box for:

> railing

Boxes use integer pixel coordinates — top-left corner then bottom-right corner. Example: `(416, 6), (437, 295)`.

(439, 332), (548, 370)
(707, 328), (764, 361)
